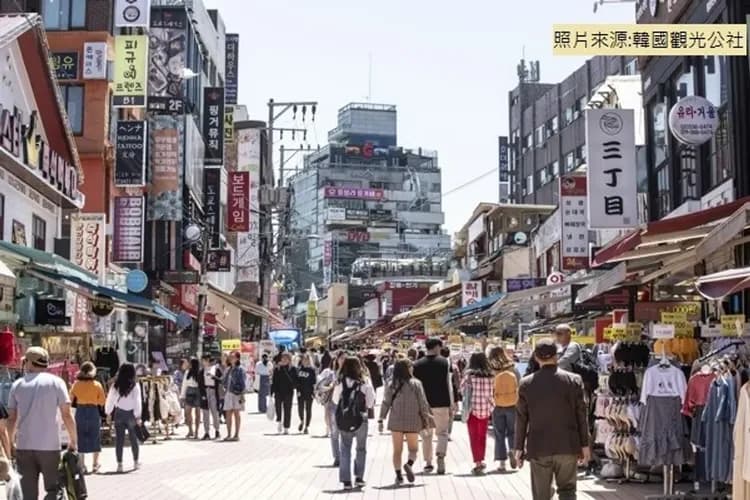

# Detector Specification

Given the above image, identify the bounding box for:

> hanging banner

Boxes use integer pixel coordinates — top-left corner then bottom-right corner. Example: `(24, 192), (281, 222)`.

(461, 281), (483, 307)
(70, 213), (106, 280)
(236, 126), (261, 284)
(113, 196), (144, 263)
(560, 174), (589, 271)
(82, 42), (107, 80)
(148, 117), (183, 221)
(204, 168), (221, 248)
(225, 34), (239, 105)
(227, 171), (250, 232)
(113, 35), (147, 107)
(50, 52), (78, 80)
(115, 0), (150, 27)
(585, 109), (637, 229)
(224, 106), (234, 144)
(203, 87), (225, 165)
(115, 121), (147, 186)
(148, 8), (187, 114)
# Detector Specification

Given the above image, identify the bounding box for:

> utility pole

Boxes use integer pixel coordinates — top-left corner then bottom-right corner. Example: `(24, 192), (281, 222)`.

(279, 145), (313, 187)
(192, 225), (211, 358)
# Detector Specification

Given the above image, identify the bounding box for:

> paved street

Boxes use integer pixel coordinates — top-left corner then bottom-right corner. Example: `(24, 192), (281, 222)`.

(85, 402), (664, 500)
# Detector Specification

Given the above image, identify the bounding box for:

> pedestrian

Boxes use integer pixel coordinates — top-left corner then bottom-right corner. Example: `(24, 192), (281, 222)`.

(315, 351), (342, 465)
(199, 355), (222, 440)
(413, 337), (454, 474)
(296, 353), (316, 434)
(441, 346), (460, 437)
(407, 348), (417, 362)
(271, 352), (297, 434)
(555, 323), (582, 372)
(173, 358), (188, 394)
(333, 356), (375, 490)
(180, 358), (202, 439)
(255, 353), (272, 414)
(69, 361), (106, 474)
(319, 348), (332, 375)
(105, 363), (143, 474)
(7, 347), (77, 500)
(461, 352), (495, 475)
(223, 351), (246, 441)
(378, 358), (434, 485)
(488, 346), (519, 472)
(363, 352), (383, 396)
(515, 338), (590, 500)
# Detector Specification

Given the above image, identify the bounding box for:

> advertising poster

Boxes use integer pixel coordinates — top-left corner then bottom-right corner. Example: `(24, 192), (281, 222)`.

(112, 196), (144, 263)
(114, 121), (147, 186)
(70, 213), (106, 280)
(148, 8), (187, 114)
(113, 35), (147, 107)
(147, 117), (183, 221)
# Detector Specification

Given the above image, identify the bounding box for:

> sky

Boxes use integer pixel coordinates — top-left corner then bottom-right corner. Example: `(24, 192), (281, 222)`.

(206, 0), (635, 234)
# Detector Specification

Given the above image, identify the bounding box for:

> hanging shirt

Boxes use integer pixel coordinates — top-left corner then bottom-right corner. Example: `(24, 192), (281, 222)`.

(640, 364), (688, 405)
(682, 371), (715, 416)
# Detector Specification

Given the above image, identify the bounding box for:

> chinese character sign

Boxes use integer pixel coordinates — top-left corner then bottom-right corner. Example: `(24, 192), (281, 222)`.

(113, 35), (147, 107)
(585, 109), (637, 229)
(225, 34), (239, 105)
(70, 213), (106, 280)
(115, 121), (147, 186)
(461, 281), (483, 307)
(112, 196), (144, 263)
(203, 87), (225, 165)
(560, 175), (589, 271)
(227, 171), (250, 232)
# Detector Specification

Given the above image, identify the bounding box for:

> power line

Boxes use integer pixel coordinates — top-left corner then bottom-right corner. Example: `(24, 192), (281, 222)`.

(441, 168), (498, 198)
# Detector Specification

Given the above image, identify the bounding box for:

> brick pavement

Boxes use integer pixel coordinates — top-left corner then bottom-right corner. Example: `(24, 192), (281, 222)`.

(85, 404), (663, 500)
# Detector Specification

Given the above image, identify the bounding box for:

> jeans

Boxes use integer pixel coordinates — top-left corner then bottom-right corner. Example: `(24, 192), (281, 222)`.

(16, 449), (59, 500)
(258, 375), (270, 413)
(530, 454), (579, 500)
(328, 402), (340, 462)
(467, 414), (489, 463)
(202, 389), (221, 435)
(114, 408), (140, 464)
(275, 393), (293, 429)
(298, 395), (313, 428)
(492, 406), (516, 461)
(422, 407), (451, 463)
(339, 420), (368, 484)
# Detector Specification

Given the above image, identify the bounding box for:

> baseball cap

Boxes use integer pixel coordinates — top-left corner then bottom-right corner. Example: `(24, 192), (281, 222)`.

(425, 337), (443, 350)
(25, 346), (49, 368)
(533, 338), (558, 361)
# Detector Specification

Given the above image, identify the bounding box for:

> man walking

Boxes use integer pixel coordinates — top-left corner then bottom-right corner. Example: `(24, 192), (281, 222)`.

(200, 355), (222, 440)
(413, 337), (454, 474)
(515, 338), (590, 500)
(7, 347), (77, 500)
(555, 323), (581, 372)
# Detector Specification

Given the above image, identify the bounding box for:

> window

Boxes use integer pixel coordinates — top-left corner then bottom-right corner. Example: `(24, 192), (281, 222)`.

(538, 168), (547, 186)
(564, 106), (574, 126)
(32, 215), (46, 251)
(550, 116), (559, 135)
(527, 175), (534, 195)
(535, 125), (544, 146)
(565, 152), (575, 172)
(650, 101), (668, 167)
(524, 133), (533, 150)
(60, 85), (84, 134)
(656, 166), (672, 218)
(702, 55), (730, 189)
(578, 96), (588, 113)
(704, 55), (727, 107)
(42, 0), (86, 30)
(551, 160), (560, 177)
(674, 66), (695, 101)
(0, 194), (3, 240)
(576, 145), (586, 163)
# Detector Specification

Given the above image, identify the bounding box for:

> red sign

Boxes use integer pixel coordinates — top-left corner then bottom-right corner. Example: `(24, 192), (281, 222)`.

(112, 196), (144, 263)
(227, 171), (249, 231)
(183, 249), (201, 272)
(323, 240), (332, 265)
(560, 174), (588, 272)
(324, 186), (384, 201)
(346, 231), (371, 242)
(173, 284), (199, 316)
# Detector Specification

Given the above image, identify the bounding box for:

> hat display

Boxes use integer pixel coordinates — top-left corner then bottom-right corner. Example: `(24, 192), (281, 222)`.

(25, 346), (49, 368)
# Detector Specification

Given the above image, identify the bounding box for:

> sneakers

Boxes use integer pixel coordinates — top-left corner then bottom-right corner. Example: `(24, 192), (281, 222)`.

(303, 427), (309, 434)
(471, 465), (485, 476)
(355, 478), (365, 488)
(403, 463), (415, 483)
(215, 431), (221, 440)
(186, 432), (194, 439)
(437, 456), (446, 475)
(277, 422), (283, 433)
(342, 482), (352, 490)
(116, 463), (123, 474)
(283, 428), (289, 435)
(497, 461), (507, 473)
(134, 462), (141, 470)
(201, 433), (211, 441)
(423, 464), (435, 473)
(395, 471), (404, 485)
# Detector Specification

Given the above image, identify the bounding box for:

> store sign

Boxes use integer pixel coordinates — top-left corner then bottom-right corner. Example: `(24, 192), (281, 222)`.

(160, 270), (199, 284)
(669, 95), (719, 146)
(498, 135), (509, 182)
(324, 187), (384, 201)
(70, 213), (106, 280)
(203, 87), (225, 165)
(224, 107), (234, 144)
(115, 0), (150, 27)
(559, 175), (588, 271)
(112, 196), (144, 263)
(206, 250), (231, 272)
(204, 168), (221, 248)
(177, 285), (199, 316)
(506, 278), (545, 293)
(461, 281), (483, 307)
(236, 127), (261, 284)
(571, 284), (635, 313)
(326, 207), (346, 222)
(225, 34), (239, 105)
(82, 42), (107, 80)
(50, 52), (78, 80)
(36, 299), (68, 326)
(346, 209), (369, 220)
(633, 301), (702, 322)
(113, 35), (147, 107)
(346, 231), (370, 243)
(227, 171), (250, 232)
(125, 270), (149, 293)
(370, 208), (393, 221)
(149, 126), (181, 221)
(586, 109), (637, 229)
(90, 295), (114, 317)
(148, 9), (187, 114)
(115, 121), (146, 186)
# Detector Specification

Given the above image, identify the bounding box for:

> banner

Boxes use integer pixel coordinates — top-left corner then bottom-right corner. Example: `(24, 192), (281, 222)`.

(148, 117), (183, 221)
(113, 35), (147, 107)
(203, 87), (225, 165)
(227, 171), (249, 232)
(236, 127), (261, 283)
(113, 196), (144, 263)
(82, 42), (107, 80)
(225, 34), (239, 105)
(115, 121), (146, 186)
(204, 168), (221, 248)
(70, 213), (106, 280)
(115, 0), (150, 27)
(585, 109), (637, 229)
(50, 52), (78, 80)
(560, 174), (588, 271)
(461, 281), (483, 307)
(148, 8), (187, 114)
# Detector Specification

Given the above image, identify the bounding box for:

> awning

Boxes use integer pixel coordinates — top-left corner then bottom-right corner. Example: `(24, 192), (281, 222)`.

(391, 291), (460, 323)
(445, 293), (504, 322)
(0, 260), (15, 286)
(208, 284), (287, 325)
(696, 267), (750, 300)
(0, 241), (97, 285)
(574, 263), (628, 304)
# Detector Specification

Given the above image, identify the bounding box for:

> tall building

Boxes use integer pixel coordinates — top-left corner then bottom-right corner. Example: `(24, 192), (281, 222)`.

(286, 103), (451, 294)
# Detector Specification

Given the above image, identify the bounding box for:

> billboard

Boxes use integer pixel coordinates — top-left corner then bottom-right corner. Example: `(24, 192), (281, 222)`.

(148, 8), (187, 114)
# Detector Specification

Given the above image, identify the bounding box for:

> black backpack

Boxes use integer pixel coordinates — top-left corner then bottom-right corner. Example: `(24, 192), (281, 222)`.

(335, 382), (366, 432)
(569, 347), (599, 393)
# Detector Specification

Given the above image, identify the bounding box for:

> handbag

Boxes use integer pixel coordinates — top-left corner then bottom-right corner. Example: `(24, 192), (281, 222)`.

(134, 423), (151, 443)
(461, 376), (473, 423)
(266, 395), (276, 421)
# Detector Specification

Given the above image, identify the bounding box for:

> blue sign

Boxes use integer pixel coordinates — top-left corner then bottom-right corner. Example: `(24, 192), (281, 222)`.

(126, 270), (149, 293)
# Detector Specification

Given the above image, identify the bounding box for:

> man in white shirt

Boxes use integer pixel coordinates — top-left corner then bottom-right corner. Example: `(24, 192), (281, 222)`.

(555, 324), (582, 373)
(200, 355), (221, 440)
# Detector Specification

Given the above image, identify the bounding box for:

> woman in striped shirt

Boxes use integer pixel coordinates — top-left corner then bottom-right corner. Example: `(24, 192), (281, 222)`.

(461, 352), (495, 475)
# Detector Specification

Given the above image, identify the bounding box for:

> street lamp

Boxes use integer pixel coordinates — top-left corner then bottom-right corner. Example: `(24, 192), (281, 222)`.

(184, 223), (210, 358)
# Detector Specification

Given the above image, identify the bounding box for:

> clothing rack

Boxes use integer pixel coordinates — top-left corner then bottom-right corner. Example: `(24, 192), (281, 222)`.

(138, 376), (175, 443)
(696, 340), (745, 364)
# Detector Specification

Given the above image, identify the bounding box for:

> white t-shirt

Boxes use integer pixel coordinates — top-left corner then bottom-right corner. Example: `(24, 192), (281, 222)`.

(105, 383), (143, 419)
(640, 364), (687, 405)
(332, 378), (376, 409)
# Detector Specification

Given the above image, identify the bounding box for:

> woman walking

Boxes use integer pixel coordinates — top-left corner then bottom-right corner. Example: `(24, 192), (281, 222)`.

(180, 358), (202, 439)
(296, 354), (316, 433)
(105, 363), (143, 473)
(255, 354), (272, 414)
(488, 346), (519, 471)
(316, 351), (342, 465)
(461, 352), (495, 475)
(333, 356), (375, 490)
(69, 362), (106, 474)
(223, 351), (246, 441)
(378, 358), (434, 485)
(271, 352), (297, 434)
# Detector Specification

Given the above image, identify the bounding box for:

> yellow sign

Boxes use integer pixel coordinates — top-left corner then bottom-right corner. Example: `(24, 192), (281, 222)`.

(626, 323), (643, 336)
(306, 301), (317, 331)
(424, 319), (442, 336)
(225, 107), (234, 144)
(113, 35), (147, 107)
(553, 25), (747, 56)
(661, 312), (687, 324)
(604, 325), (640, 342)
(571, 335), (596, 345)
(221, 339), (241, 352)
(721, 314), (746, 336)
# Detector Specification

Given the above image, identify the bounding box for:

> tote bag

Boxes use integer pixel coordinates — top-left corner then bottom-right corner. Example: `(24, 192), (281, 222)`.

(461, 377), (473, 423)
(266, 395), (275, 421)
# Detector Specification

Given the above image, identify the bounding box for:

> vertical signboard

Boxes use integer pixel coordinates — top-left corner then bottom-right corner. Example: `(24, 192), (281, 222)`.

(148, 8), (187, 114)
(236, 127), (261, 284)
(112, 196), (144, 263)
(498, 135), (510, 202)
(204, 168), (221, 248)
(70, 213), (106, 280)
(203, 87), (225, 165)
(560, 174), (589, 271)
(114, 121), (147, 186)
(323, 238), (333, 286)
(82, 42), (107, 80)
(148, 118), (183, 221)
(113, 35), (147, 107)
(224, 107), (234, 144)
(585, 109), (637, 229)
(115, 0), (151, 27)
(461, 281), (483, 307)
(225, 34), (239, 105)
(227, 171), (250, 232)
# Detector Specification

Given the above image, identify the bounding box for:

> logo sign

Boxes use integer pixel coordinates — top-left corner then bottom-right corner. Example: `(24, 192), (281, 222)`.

(546, 271), (565, 286)
(227, 171), (250, 232)
(112, 196), (144, 263)
(323, 187), (384, 201)
(70, 213), (106, 280)
(90, 295), (115, 317)
(83, 42), (107, 80)
(225, 34), (239, 105)
(126, 270), (149, 293)
(346, 231), (371, 243)
(36, 299), (68, 326)
(148, 8), (187, 114)
(203, 87), (225, 165)
(206, 250), (231, 272)
(669, 95), (719, 146)
(115, 0), (150, 27)
(585, 109), (637, 229)
(50, 52), (78, 80)
(559, 175), (589, 271)
(204, 168), (221, 248)
(461, 281), (483, 307)
(113, 35), (147, 107)
(115, 121), (147, 186)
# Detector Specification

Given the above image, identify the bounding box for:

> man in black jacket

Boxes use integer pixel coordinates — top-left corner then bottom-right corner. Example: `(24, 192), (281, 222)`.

(515, 338), (590, 500)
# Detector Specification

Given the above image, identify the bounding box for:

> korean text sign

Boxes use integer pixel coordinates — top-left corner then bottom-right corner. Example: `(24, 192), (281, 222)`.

(228, 171), (250, 232)
(560, 175), (589, 271)
(113, 196), (144, 263)
(113, 35), (147, 107)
